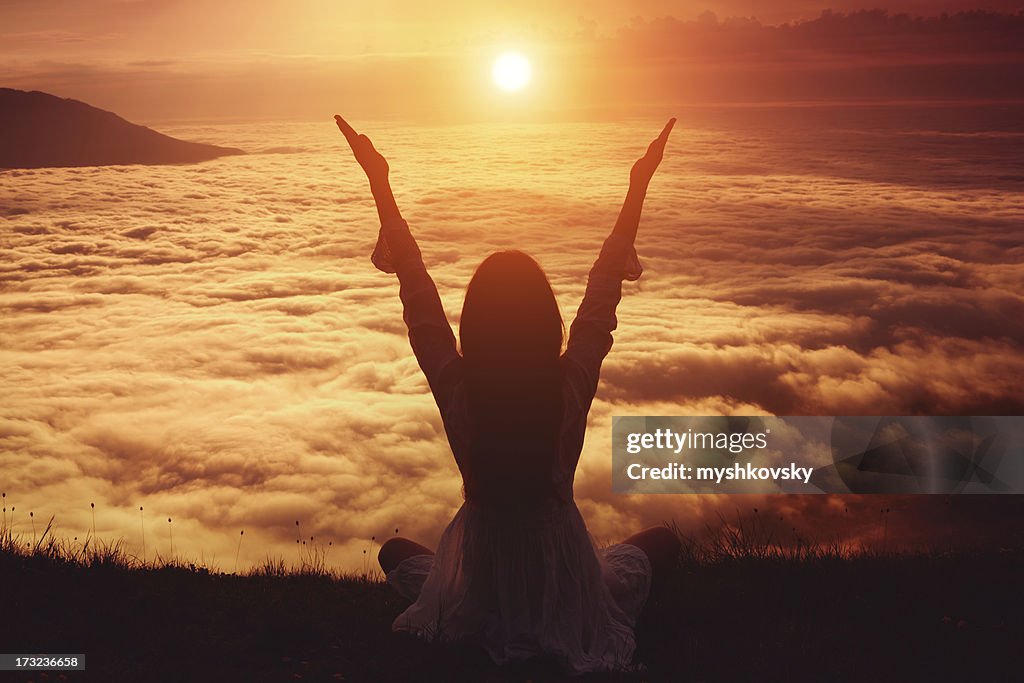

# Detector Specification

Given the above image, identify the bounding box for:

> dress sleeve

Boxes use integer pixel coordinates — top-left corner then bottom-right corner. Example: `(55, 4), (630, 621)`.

(372, 220), (461, 408)
(562, 232), (643, 403)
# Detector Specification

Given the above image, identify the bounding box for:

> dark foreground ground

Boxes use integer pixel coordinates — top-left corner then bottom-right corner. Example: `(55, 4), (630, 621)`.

(0, 532), (1020, 683)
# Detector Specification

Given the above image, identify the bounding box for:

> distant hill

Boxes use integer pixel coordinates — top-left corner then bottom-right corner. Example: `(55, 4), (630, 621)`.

(0, 88), (244, 169)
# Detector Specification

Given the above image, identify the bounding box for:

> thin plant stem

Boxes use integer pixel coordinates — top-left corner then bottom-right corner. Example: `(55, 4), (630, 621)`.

(140, 506), (145, 564)
(234, 530), (244, 573)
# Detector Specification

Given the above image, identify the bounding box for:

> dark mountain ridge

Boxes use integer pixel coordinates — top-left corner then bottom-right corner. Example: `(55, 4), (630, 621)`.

(0, 88), (244, 169)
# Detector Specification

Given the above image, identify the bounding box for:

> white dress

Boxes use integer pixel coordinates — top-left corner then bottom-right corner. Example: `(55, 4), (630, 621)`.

(372, 219), (648, 675)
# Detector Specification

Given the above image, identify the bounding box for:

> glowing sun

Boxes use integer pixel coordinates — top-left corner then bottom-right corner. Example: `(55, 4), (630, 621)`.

(492, 52), (532, 92)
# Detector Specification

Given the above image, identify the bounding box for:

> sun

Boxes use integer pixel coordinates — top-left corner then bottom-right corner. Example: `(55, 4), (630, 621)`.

(492, 52), (532, 92)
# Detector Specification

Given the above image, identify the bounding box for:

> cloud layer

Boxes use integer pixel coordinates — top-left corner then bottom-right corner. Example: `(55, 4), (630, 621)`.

(1, 109), (1023, 570)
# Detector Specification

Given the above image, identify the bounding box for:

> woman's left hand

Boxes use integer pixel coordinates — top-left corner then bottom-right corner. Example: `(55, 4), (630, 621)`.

(335, 114), (390, 186)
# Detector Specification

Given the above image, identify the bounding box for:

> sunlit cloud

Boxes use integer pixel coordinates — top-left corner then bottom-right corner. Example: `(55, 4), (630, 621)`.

(2, 113), (1021, 568)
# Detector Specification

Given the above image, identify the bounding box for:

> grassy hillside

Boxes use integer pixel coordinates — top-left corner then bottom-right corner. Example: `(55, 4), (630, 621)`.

(0, 519), (1019, 682)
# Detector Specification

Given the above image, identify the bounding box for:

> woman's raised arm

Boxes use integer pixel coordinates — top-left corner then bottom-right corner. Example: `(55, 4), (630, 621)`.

(335, 114), (400, 224)
(614, 118), (674, 242)
(335, 115), (460, 407)
(563, 119), (675, 399)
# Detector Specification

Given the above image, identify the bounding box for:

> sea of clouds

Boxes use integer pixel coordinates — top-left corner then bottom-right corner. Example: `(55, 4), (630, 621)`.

(2, 108), (1022, 570)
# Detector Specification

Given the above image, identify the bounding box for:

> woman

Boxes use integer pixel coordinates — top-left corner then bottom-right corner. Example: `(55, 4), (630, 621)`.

(335, 114), (680, 675)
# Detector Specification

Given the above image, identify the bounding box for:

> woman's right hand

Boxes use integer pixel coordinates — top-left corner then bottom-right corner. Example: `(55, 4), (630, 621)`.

(630, 118), (675, 188)
(335, 114), (389, 187)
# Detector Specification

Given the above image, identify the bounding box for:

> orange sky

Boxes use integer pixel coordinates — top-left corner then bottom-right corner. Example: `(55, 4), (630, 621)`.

(2, 1), (1023, 122)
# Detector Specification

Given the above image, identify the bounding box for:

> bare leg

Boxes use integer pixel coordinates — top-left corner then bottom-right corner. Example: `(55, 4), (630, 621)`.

(378, 537), (434, 574)
(622, 526), (680, 579)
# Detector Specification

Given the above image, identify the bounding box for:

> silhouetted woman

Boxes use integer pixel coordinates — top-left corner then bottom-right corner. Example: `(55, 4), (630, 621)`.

(335, 114), (679, 674)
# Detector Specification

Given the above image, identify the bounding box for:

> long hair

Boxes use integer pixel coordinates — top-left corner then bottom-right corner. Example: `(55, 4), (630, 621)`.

(459, 251), (564, 508)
